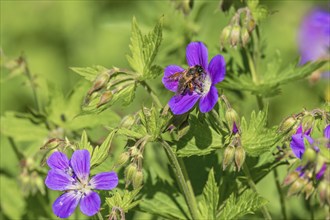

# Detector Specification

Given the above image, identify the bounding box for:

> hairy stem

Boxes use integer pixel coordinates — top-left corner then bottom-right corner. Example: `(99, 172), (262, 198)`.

(242, 163), (272, 220)
(97, 211), (104, 220)
(161, 140), (199, 219)
(273, 168), (287, 220)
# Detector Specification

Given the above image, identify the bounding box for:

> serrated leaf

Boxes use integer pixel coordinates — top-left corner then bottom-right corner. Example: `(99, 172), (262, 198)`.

(117, 127), (146, 139)
(198, 168), (219, 220)
(241, 110), (283, 157)
(221, 60), (326, 97)
(140, 191), (190, 219)
(176, 115), (224, 157)
(106, 188), (141, 212)
(1, 112), (48, 142)
(219, 190), (268, 219)
(126, 17), (163, 80)
(90, 130), (116, 167)
(78, 130), (94, 154)
(70, 65), (108, 81)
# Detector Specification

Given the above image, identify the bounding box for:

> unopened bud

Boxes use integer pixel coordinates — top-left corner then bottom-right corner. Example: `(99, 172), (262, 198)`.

(303, 182), (314, 199)
(88, 72), (110, 95)
(132, 170), (143, 189)
(241, 27), (250, 47)
(120, 115), (136, 129)
(301, 148), (316, 165)
(301, 114), (314, 133)
(278, 116), (296, 133)
(234, 145), (245, 171)
(247, 18), (256, 33)
(223, 145), (235, 170)
(220, 25), (232, 49)
(114, 152), (130, 167)
(282, 171), (299, 186)
(315, 156), (326, 175)
(225, 108), (240, 134)
(230, 25), (241, 47)
(318, 181), (330, 206)
(287, 178), (306, 197)
(129, 146), (139, 157)
(125, 163), (137, 183)
(97, 91), (113, 108)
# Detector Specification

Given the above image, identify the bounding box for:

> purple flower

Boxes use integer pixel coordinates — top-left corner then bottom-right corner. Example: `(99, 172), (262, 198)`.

(324, 124), (330, 140)
(162, 42), (226, 115)
(45, 150), (118, 218)
(298, 8), (330, 65)
(290, 126), (314, 159)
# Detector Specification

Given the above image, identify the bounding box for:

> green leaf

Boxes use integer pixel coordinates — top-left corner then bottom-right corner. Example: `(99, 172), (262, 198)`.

(70, 65), (108, 81)
(219, 190), (268, 219)
(198, 168), (219, 220)
(106, 188), (141, 212)
(241, 110), (283, 157)
(126, 16), (163, 80)
(140, 191), (190, 219)
(78, 130), (94, 154)
(117, 127), (146, 139)
(221, 60), (326, 97)
(0, 175), (26, 219)
(175, 115), (224, 157)
(90, 130), (116, 167)
(0, 112), (48, 142)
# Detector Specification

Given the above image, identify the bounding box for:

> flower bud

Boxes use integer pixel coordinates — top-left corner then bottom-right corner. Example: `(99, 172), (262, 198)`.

(247, 18), (256, 33)
(301, 148), (316, 166)
(114, 152), (130, 167)
(318, 181), (330, 206)
(278, 116), (296, 133)
(132, 170), (143, 189)
(125, 163), (137, 183)
(223, 145), (235, 170)
(225, 108), (240, 134)
(88, 72), (110, 95)
(282, 171), (299, 186)
(129, 146), (139, 157)
(120, 115), (136, 129)
(301, 114), (314, 133)
(315, 156), (326, 175)
(234, 145), (246, 171)
(287, 178), (306, 197)
(97, 91), (113, 108)
(220, 25), (232, 49)
(241, 27), (250, 47)
(230, 25), (241, 47)
(303, 181), (314, 199)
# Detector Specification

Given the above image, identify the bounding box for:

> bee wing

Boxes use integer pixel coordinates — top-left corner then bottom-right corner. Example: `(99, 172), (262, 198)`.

(168, 71), (185, 81)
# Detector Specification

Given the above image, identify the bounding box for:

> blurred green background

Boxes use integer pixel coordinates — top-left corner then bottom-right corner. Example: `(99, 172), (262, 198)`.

(1, 0), (328, 219)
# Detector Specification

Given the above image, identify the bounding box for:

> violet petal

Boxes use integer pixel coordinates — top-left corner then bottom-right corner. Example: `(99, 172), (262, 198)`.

(168, 93), (199, 115)
(316, 163), (327, 180)
(290, 134), (314, 159)
(70, 150), (90, 183)
(80, 191), (101, 216)
(52, 191), (81, 218)
(89, 172), (118, 190)
(45, 169), (76, 191)
(208, 55), (226, 84)
(186, 42), (208, 70)
(47, 151), (70, 171)
(199, 86), (218, 113)
(162, 65), (185, 92)
(324, 124), (330, 139)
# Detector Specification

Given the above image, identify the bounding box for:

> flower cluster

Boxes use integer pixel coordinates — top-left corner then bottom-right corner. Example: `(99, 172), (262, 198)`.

(45, 150), (118, 218)
(162, 42), (226, 115)
(284, 124), (330, 202)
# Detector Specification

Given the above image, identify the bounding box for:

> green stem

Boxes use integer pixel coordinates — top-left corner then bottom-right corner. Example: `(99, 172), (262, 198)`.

(256, 95), (264, 110)
(245, 48), (259, 85)
(161, 140), (199, 220)
(273, 168), (287, 220)
(97, 212), (104, 220)
(140, 81), (162, 108)
(22, 56), (40, 111)
(242, 163), (272, 220)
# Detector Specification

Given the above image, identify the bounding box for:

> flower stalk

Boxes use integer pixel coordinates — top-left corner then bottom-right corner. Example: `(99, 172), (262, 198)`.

(161, 140), (199, 219)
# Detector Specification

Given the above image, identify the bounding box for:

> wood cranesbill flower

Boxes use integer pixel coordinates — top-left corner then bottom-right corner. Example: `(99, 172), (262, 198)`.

(298, 8), (330, 67)
(162, 42), (226, 115)
(45, 150), (118, 218)
(290, 125), (314, 159)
